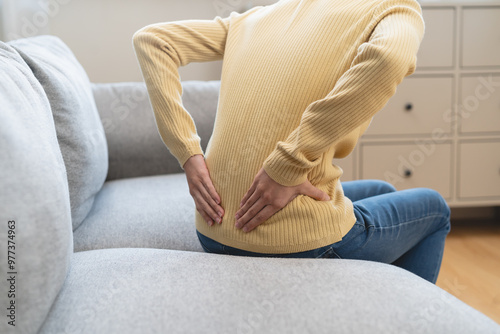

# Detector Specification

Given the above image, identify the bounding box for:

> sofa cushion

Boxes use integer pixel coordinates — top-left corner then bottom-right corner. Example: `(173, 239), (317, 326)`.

(73, 173), (203, 252)
(9, 35), (108, 231)
(38, 247), (500, 334)
(0, 42), (73, 334)
(91, 80), (219, 181)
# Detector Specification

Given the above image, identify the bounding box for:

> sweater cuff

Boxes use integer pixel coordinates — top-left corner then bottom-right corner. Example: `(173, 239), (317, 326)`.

(173, 143), (204, 170)
(262, 144), (311, 187)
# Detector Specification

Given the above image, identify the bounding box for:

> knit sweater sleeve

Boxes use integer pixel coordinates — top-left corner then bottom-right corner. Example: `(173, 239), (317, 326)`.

(262, 0), (425, 186)
(132, 7), (262, 169)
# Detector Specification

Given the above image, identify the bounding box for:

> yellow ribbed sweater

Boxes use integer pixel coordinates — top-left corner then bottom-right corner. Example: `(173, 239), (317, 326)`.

(132, 0), (425, 253)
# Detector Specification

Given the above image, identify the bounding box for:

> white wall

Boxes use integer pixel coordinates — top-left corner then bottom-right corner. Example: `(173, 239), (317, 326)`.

(2, 0), (274, 83)
(0, 0), (51, 41)
(0, 0), (276, 82)
(50, 0), (225, 83)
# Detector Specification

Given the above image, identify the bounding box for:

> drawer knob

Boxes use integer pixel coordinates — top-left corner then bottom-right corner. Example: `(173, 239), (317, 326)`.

(403, 169), (413, 178)
(404, 103), (413, 112)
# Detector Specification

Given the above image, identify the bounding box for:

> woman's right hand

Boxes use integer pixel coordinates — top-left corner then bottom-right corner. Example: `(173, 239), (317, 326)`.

(183, 154), (224, 226)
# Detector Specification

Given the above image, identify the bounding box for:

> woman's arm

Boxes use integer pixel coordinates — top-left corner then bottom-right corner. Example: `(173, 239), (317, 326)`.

(133, 6), (262, 225)
(132, 8), (262, 226)
(133, 15), (230, 168)
(133, 6), (264, 168)
(261, 0), (425, 188)
(133, 16), (233, 226)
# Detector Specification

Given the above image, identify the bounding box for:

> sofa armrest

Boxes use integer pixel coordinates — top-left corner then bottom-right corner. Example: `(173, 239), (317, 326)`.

(91, 80), (220, 181)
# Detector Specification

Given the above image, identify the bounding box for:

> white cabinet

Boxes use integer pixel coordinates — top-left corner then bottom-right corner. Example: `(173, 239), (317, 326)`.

(461, 7), (500, 68)
(361, 142), (452, 199)
(459, 74), (500, 134)
(364, 76), (453, 136)
(417, 8), (455, 68)
(458, 141), (500, 198)
(341, 1), (500, 207)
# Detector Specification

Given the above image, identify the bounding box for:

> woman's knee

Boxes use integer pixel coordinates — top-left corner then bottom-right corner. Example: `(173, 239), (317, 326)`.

(414, 188), (451, 229)
(379, 180), (397, 193)
(367, 179), (397, 194)
(424, 188), (450, 214)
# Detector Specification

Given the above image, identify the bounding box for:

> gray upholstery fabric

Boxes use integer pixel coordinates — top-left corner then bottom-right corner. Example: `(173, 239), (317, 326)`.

(9, 35), (109, 231)
(0, 42), (73, 334)
(91, 80), (220, 181)
(74, 173), (203, 253)
(39, 248), (500, 334)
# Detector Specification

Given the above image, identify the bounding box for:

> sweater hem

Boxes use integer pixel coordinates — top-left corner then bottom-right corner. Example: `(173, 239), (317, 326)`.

(195, 211), (357, 254)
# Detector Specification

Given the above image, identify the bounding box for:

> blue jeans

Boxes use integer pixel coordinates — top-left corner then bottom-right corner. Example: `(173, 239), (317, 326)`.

(196, 180), (451, 284)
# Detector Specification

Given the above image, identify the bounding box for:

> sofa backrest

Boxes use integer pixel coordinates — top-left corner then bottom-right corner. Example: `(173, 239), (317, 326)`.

(0, 42), (73, 334)
(9, 35), (109, 231)
(92, 80), (220, 181)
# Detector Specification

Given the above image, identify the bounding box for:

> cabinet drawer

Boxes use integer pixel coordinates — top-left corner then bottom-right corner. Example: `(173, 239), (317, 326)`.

(360, 143), (451, 198)
(417, 8), (455, 68)
(364, 76), (453, 136)
(458, 141), (500, 199)
(459, 74), (500, 134)
(461, 7), (500, 67)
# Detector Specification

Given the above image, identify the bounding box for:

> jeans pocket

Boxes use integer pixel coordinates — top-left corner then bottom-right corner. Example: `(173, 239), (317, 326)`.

(315, 246), (339, 259)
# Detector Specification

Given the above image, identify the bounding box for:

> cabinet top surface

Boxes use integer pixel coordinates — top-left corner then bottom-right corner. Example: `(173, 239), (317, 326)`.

(419, 0), (500, 5)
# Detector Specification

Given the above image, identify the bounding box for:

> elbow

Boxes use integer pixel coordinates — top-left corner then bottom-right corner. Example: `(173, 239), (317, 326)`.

(388, 32), (423, 79)
(391, 51), (417, 80)
(406, 56), (417, 77)
(132, 24), (181, 66)
(132, 24), (167, 51)
(364, 48), (418, 101)
(378, 47), (418, 84)
(397, 51), (418, 80)
(132, 26), (152, 51)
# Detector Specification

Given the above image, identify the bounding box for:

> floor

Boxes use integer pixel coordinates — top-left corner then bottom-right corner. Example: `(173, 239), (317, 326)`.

(435, 217), (500, 325)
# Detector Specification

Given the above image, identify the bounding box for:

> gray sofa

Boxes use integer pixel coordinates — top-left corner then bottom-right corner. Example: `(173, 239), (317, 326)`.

(1, 35), (499, 334)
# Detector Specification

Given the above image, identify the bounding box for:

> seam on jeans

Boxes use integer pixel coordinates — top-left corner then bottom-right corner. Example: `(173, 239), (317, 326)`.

(316, 246), (333, 258)
(373, 213), (446, 230)
(329, 248), (342, 259)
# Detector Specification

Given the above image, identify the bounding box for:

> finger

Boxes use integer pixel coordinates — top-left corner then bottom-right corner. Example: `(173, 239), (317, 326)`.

(198, 183), (224, 221)
(240, 181), (257, 208)
(240, 205), (276, 233)
(197, 207), (214, 226)
(300, 181), (330, 201)
(235, 189), (260, 221)
(194, 192), (221, 224)
(202, 175), (222, 206)
(235, 197), (266, 229)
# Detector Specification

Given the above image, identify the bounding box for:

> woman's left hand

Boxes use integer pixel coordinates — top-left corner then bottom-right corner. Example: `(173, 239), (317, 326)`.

(235, 167), (331, 232)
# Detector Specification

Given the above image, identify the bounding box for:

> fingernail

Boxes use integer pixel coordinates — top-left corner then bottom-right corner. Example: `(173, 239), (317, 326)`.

(216, 217), (221, 224)
(235, 213), (240, 219)
(218, 211), (223, 217)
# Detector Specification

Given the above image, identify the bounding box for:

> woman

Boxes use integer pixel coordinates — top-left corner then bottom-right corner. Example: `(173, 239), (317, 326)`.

(133, 0), (450, 284)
